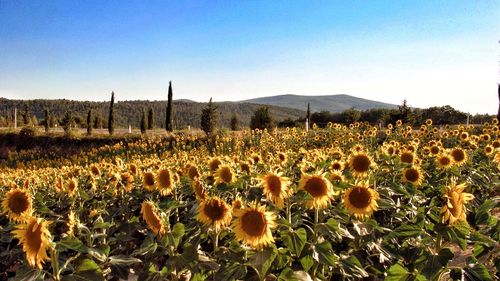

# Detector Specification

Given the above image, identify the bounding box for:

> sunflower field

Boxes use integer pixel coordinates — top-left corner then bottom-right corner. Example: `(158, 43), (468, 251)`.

(0, 119), (499, 281)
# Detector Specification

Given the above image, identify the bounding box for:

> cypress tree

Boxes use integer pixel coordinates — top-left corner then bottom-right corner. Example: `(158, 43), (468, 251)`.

(140, 110), (147, 134)
(108, 91), (115, 135)
(44, 108), (50, 133)
(148, 108), (154, 130)
(497, 84), (500, 121)
(250, 106), (273, 130)
(230, 114), (239, 131)
(201, 98), (217, 135)
(166, 81), (173, 131)
(87, 109), (93, 135)
(306, 103), (311, 122)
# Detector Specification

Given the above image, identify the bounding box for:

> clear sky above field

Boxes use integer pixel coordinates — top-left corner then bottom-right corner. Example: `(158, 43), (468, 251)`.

(0, 1), (499, 114)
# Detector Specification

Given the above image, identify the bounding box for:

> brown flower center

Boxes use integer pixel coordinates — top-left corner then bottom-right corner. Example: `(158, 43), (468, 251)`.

(404, 168), (420, 183)
(304, 177), (328, 197)
(203, 199), (227, 221)
(331, 162), (342, 170)
(400, 152), (414, 164)
(241, 210), (267, 237)
(158, 170), (172, 188)
(144, 172), (155, 186)
(351, 154), (370, 172)
(430, 146), (440, 155)
(265, 175), (282, 196)
(9, 191), (29, 214)
(439, 156), (451, 166)
(209, 159), (221, 172)
(219, 167), (233, 183)
(348, 187), (372, 209)
(451, 149), (465, 162)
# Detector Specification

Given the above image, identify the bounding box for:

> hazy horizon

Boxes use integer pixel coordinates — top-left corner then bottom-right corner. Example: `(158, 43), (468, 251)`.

(1, 1), (499, 114)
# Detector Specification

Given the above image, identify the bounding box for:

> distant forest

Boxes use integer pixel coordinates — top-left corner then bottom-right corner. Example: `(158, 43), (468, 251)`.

(0, 98), (494, 130)
(0, 98), (304, 129)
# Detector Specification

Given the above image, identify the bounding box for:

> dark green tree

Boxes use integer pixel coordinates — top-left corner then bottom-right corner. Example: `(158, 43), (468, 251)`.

(166, 81), (173, 131)
(22, 104), (30, 125)
(44, 108), (50, 133)
(250, 106), (273, 130)
(87, 109), (93, 135)
(200, 98), (217, 135)
(497, 84), (500, 121)
(230, 114), (239, 131)
(61, 111), (75, 135)
(140, 110), (147, 134)
(306, 102), (311, 122)
(108, 91), (115, 135)
(148, 108), (155, 130)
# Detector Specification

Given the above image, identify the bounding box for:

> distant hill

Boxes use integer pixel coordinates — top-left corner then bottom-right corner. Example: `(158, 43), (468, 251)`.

(243, 94), (398, 112)
(0, 98), (304, 129)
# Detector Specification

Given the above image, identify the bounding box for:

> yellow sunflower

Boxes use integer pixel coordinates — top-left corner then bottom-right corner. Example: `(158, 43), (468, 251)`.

(399, 150), (416, 164)
(12, 216), (52, 269)
(197, 197), (232, 231)
(436, 153), (454, 169)
(232, 202), (276, 250)
(441, 177), (474, 224)
(450, 148), (468, 166)
(298, 173), (335, 209)
(192, 179), (207, 201)
(140, 201), (166, 235)
(1, 188), (33, 222)
(402, 166), (424, 186)
(157, 168), (174, 196)
(343, 181), (379, 219)
(259, 171), (292, 209)
(348, 151), (376, 178)
(214, 165), (236, 184)
(66, 178), (78, 197)
(208, 157), (222, 173)
(330, 160), (345, 171)
(329, 170), (345, 184)
(142, 172), (156, 191)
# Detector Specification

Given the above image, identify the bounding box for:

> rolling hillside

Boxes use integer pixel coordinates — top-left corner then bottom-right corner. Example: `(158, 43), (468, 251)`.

(0, 98), (304, 129)
(243, 94), (398, 112)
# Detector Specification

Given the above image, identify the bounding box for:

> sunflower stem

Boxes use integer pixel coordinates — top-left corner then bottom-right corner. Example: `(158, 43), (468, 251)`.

(286, 200), (292, 229)
(212, 230), (219, 256)
(50, 246), (60, 281)
(435, 233), (442, 253)
(314, 208), (319, 225)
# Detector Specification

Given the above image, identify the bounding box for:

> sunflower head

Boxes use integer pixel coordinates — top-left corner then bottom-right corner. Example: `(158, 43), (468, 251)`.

(197, 197), (232, 231)
(298, 173), (334, 209)
(436, 153), (454, 169)
(66, 178), (78, 196)
(343, 181), (379, 219)
(450, 148), (468, 166)
(12, 216), (52, 269)
(192, 179), (207, 201)
(259, 172), (292, 209)
(141, 201), (166, 236)
(232, 202), (276, 250)
(348, 151), (376, 178)
(2, 188), (33, 222)
(208, 158), (222, 173)
(441, 177), (474, 224)
(402, 166), (424, 186)
(157, 168), (174, 196)
(214, 165), (236, 184)
(143, 172), (156, 191)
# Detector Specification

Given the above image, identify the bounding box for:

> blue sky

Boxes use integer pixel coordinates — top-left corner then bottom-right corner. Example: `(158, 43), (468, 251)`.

(1, 1), (499, 114)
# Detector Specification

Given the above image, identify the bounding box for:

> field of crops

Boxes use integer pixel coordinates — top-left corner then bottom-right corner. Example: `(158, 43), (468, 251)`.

(1, 119), (498, 281)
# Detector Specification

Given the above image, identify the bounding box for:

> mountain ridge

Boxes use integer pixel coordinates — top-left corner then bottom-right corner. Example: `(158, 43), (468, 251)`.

(242, 94), (398, 112)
